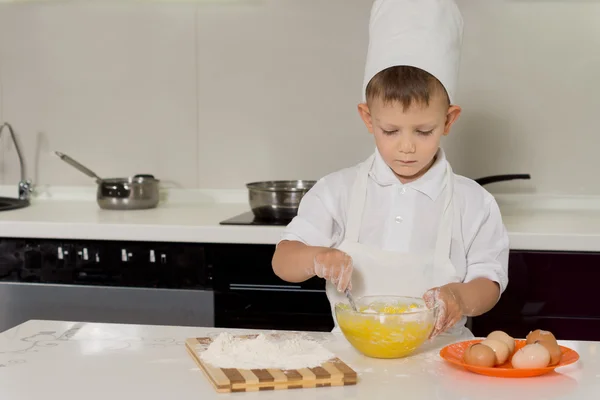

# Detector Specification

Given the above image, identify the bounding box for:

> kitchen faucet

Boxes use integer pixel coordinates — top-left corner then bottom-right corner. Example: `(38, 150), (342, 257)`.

(0, 122), (32, 201)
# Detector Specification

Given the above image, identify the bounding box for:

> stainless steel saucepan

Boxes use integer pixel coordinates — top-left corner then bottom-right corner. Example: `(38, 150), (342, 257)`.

(55, 151), (160, 210)
(246, 180), (315, 221)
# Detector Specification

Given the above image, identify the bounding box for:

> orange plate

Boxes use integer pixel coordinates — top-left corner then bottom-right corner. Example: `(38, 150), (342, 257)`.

(440, 339), (580, 378)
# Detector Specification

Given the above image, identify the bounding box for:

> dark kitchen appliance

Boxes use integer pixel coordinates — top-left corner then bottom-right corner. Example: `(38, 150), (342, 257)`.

(0, 238), (213, 333)
(0, 238), (334, 334)
(220, 211), (292, 226)
(210, 243), (334, 332)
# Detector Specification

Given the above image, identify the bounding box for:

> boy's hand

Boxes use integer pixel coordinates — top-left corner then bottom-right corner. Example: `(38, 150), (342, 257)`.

(423, 284), (465, 338)
(313, 249), (353, 292)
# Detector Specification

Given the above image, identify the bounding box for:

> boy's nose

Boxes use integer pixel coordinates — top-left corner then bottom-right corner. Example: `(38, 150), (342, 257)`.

(398, 139), (416, 153)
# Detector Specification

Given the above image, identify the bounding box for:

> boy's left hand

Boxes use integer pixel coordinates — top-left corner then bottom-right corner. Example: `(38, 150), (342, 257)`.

(423, 284), (465, 338)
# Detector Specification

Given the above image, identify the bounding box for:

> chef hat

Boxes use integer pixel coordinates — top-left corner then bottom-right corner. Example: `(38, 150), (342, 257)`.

(362, 0), (464, 104)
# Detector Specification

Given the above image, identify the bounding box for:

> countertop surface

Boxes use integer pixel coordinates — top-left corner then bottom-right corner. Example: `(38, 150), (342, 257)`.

(0, 187), (284, 245)
(2, 186), (600, 251)
(0, 319), (596, 400)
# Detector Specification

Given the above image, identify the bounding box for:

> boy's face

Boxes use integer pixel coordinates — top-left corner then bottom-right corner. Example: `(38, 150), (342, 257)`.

(358, 93), (461, 184)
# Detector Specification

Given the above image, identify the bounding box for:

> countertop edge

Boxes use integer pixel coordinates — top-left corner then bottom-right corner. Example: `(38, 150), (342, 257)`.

(2, 189), (600, 252)
(2, 220), (600, 252)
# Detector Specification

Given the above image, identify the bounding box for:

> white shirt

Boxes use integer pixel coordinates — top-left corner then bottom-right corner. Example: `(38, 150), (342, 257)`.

(280, 148), (509, 293)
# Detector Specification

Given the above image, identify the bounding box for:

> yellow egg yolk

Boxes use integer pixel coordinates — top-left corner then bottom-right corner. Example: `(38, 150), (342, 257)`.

(337, 302), (433, 359)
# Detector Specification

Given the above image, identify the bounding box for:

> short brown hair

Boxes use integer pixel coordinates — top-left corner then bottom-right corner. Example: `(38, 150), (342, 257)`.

(365, 66), (450, 109)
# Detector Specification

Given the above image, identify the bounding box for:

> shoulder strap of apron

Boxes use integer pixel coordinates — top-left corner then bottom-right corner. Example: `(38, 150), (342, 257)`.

(433, 161), (455, 267)
(344, 154), (376, 243)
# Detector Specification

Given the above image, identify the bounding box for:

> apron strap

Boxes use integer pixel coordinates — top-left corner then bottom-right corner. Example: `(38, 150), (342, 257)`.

(344, 154), (375, 242)
(433, 161), (455, 268)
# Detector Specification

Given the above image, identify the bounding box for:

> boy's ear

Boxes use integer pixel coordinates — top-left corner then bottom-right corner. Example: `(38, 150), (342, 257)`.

(357, 103), (375, 134)
(443, 105), (462, 136)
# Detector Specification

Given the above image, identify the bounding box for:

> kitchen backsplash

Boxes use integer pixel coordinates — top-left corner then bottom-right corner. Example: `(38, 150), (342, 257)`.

(0, 0), (598, 194)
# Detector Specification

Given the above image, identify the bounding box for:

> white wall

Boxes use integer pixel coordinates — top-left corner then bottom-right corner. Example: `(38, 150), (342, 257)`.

(447, 0), (600, 194)
(0, 0), (598, 194)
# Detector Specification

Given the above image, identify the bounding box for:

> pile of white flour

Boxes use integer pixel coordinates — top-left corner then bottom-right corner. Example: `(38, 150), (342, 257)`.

(199, 332), (334, 370)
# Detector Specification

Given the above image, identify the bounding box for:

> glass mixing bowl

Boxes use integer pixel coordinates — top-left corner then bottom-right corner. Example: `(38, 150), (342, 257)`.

(335, 295), (438, 359)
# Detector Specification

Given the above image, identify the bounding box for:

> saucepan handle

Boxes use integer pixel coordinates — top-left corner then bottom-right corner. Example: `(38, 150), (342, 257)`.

(55, 151), (103, 183)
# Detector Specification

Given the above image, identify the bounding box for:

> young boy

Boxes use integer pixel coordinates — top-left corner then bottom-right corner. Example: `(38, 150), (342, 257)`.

(272, 0), (509, 338)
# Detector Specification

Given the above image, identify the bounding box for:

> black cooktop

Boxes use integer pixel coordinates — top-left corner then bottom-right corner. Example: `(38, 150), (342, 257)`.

(219, 211), (292, 226)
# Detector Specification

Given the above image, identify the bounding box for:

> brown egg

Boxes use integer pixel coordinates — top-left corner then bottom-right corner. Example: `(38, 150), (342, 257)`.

(487, 331), (516, 354)
(526, 329), (557, 345)
(463, 343), (496, 368)
(534, 339), (562, 366)
(480, 338), (511, 365)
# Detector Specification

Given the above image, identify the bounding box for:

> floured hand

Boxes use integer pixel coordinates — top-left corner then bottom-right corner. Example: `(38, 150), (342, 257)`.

(423, 284), (464, 338)
(313, 249), (353, 292)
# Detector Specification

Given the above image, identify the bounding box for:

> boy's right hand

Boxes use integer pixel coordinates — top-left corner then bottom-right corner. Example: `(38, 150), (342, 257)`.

(313, 249), (353, 293)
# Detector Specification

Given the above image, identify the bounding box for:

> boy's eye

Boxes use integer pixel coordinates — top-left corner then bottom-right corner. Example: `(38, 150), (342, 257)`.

(382, 129), (398, 135)
(417, 129), (434, 136)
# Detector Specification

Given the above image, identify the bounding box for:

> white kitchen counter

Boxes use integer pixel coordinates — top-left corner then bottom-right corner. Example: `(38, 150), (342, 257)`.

(1, 186), (600, 251)
(0, 320), (597, 400)
(0, 187), (284, 245)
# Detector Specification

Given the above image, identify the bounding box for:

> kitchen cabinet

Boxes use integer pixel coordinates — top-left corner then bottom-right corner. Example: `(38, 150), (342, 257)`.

(211, 245), (600, 341)
(471, 251), (600, 341)
(0, 238), (214, 333)
(3, 238), (599, 340)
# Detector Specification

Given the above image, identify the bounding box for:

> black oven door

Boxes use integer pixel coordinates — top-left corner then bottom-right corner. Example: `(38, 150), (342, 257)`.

(215, 284), (333, 332)
(210, 243), (334, 332)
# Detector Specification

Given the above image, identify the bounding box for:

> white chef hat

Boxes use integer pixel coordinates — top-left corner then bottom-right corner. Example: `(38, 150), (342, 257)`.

(362, 0), (464, 104)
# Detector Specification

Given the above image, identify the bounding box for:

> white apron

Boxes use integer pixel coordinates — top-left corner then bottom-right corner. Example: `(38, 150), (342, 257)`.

(326, 153), (472, 340)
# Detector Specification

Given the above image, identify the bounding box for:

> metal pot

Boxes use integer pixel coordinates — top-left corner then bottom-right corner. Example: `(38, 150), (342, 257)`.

(55, 151), (160, 210)
(96, 175), (159, 210)
(246, 180), (315, 221)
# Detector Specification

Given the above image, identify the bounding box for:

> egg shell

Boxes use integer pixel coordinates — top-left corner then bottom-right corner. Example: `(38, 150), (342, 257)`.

(480, 338), (511, 365)
(487, 331), (515, 354)
(462, 343), (496, 368)
(511, 343), (551, 369)
(535, 339), (562, 366)
(526, 329), (557, 345)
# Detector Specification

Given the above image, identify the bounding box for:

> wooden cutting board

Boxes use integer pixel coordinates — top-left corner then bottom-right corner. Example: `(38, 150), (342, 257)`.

(185, 336), (358, 393)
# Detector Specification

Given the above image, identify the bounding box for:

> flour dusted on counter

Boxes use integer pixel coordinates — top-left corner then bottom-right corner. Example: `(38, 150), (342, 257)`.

(199, 332), (334, 369)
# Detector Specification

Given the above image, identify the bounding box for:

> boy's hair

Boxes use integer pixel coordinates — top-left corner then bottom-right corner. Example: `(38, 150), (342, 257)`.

(365, 66), (450, 109)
